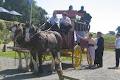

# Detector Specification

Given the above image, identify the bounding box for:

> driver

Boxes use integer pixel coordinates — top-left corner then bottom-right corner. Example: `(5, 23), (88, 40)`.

(47, 12), (59, 31)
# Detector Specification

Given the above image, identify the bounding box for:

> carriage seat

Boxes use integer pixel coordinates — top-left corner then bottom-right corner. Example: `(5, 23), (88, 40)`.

(74, 20), (90, 32)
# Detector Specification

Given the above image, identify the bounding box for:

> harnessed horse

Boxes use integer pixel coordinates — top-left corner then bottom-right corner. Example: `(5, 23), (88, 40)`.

(12, 24), (63, 78)
(10, 24), (30, 70)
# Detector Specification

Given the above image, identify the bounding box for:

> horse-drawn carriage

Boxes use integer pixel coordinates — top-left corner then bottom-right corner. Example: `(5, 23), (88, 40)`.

(8, 7), (91, 80)
(53, 9), (91, 69)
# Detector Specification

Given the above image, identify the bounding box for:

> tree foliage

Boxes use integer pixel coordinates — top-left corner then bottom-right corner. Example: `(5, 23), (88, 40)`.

(0, 20), (6, 30)
(0, 0), (47, 25)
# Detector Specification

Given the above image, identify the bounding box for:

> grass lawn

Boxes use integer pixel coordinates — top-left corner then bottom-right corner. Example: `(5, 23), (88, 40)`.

(0, 51), (83, 61)
(0, 51), (25, 59)
(0, 50), (113, 62)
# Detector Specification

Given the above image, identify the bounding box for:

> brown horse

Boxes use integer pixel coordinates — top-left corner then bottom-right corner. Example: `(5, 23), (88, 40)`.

(10, 24), (31, 70)
(12, 24), (63, 78)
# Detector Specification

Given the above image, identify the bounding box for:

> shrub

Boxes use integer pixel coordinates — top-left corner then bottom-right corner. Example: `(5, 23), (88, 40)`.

(0, 19), (18, 44)
(103, 34), (115, 49)
(5, 21), (13, 28)
(0, 39), (3, 44)
(0, 20), (6, 31)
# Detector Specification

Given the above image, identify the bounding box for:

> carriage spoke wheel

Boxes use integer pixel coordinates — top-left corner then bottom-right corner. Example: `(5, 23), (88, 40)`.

(73, 45), (82, 69)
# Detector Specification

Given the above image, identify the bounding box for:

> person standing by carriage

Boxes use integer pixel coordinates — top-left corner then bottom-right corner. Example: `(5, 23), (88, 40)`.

(94, 32), (104, 68)
(87, 33), (96, 68)
(112, 33), (120, 69)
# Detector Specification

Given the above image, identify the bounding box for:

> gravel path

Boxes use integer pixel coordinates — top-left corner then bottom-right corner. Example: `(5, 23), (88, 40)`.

(0, 51), (120, 80)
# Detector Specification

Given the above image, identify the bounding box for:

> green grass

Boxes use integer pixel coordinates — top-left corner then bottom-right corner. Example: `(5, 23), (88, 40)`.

(42, 56), (72, 61)
(0, 51), (80, 61)
(103, 34), (115, 50)
(92, 33), (115, 50)
(0, 51), (25, 58)
(0, 34), (115, 60)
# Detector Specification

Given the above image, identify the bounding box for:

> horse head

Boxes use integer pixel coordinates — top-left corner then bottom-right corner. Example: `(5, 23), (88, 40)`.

(11, 24), (22, 39)
(24, 23), (38, 42)
(10, 24), (28, 47)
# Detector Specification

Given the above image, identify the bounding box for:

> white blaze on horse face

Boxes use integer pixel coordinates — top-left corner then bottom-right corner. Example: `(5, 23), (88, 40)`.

(25, 28), (30, 42)
(11, 26), (16, 39)
(11, 26), (16, 32)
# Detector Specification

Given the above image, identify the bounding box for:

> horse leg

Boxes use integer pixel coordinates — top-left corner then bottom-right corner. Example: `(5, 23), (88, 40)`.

(23, 53), (29, 71)
(51, 56), (55, 72)
(57, 52), (62, 70)
(52, 50), (63, 80)
(38, 54), (43, 73)
(31, 51), (39, 73)
(18, 52), (22, 69)
(29, 56), (34, 71)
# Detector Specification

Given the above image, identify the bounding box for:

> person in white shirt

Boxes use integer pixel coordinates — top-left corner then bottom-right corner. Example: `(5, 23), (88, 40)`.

(60, 12), (71, 26)
(114, 33), (120, 68)
(49, 12), (59, 25)
(48, 12), (59, 31)
(59, 12), (72, 34)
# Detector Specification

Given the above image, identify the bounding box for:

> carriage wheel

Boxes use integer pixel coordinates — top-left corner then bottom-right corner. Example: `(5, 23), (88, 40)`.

(73, 45), (82, 69)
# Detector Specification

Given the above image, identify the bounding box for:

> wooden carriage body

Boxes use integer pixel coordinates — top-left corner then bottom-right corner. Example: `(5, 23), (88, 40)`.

(54, 9), (90, 69)
(54, 10), (87, 49)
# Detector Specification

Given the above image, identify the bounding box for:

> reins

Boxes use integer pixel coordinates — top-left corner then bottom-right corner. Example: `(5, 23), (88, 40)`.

(28, 23), (53, 39)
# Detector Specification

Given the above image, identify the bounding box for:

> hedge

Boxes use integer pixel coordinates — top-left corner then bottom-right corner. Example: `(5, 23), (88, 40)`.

(0, 19), (18, 44)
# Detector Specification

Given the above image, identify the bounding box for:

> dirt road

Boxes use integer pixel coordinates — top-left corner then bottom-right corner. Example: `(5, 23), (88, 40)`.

(0, 51), (120, 80)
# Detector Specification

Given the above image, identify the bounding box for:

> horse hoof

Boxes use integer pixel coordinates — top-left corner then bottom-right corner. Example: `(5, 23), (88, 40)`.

(28, 69), (32, 72)
(18, 67), (23, 71)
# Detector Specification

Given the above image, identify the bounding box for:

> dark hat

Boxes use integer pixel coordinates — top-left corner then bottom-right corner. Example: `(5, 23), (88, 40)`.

(69, 5), (73, 10)
(97, 32), (102, 34)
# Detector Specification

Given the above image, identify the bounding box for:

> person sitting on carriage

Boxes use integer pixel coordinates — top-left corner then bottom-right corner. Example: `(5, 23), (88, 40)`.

(69, 5), (73, 11)
(45, 12), (59, 31)
(74, 6), (92, 44)
(77, 6), (92, 32)
(79, 11), (92, 32)
(83, 12), (92, 29)
(78, 6), (86, 14)
(59, 12), (72, 34)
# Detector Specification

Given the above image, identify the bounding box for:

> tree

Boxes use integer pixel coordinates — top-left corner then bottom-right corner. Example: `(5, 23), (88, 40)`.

(0, 0), (47, 25)
(108, 31), (115, 35)
(116, 26), (120, 33)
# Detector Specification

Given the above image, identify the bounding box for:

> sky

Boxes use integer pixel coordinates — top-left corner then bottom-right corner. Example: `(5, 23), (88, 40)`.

(35, 0), (120, 34)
